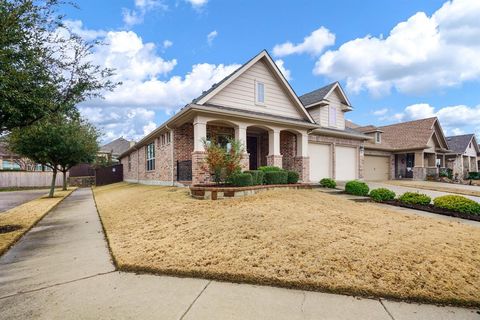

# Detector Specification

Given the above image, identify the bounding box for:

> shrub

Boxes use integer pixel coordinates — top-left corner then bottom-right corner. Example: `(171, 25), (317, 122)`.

(287, 171), (299, 184)
(244, 170), (264, 185)
(202, 137), (244, 184)
(369, 188), (395, 202)
(467, 172), (480, 180)
(398, 192), (431, 206)
(433, 195), (480, 215)
(320, 178), (336, 188)
(258, 166), (282, 172)
(230, 173), (253, 187)
(344, 180), (369, 196)
(264, 170), (288, 185)
(439, 168), (452, 179)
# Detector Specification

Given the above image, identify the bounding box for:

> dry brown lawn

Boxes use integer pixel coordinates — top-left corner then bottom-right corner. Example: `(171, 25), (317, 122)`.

(93, 183), (480, 307)
(0, 188), (75, 256)
(386, 180), (480, 197)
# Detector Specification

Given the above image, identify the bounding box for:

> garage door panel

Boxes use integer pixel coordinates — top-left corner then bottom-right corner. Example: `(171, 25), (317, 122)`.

(335, 146), (357, 181)
(309, 143), (331, 181)
(364, 155), (389, 181)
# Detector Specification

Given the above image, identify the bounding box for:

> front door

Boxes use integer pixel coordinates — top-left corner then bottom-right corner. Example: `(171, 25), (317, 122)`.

(247, 136), (258, 170)
(405, 153), (415, 178)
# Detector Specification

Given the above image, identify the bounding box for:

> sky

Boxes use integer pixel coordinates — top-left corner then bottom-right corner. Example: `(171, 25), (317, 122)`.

(61, 0), (480, 142)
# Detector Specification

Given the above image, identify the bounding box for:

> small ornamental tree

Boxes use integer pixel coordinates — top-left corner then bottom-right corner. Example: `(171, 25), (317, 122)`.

(202, 137), (245, 184)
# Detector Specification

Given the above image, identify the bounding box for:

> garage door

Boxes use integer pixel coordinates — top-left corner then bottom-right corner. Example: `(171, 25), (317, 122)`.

(308, 143), (331, 182)
(335, 146), (357, 181)
(364, 155), (390, 181)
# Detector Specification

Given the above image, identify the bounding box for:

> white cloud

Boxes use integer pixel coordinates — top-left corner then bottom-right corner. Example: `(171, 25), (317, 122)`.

(273, 27), (335, 57)
(207, 30), (218, 46)
(274, 59), (291, 81)
(451, 128), (465, 135)
(122, 0), (167, 27)
(163, 39), (173, 49)
(63, 20), (107, 41)
(314, 0), (480, 96)
(373, 108), (388, 116)
(186, 0), (208, 8)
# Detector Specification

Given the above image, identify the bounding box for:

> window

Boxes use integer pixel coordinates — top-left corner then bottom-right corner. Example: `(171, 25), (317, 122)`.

(146, 142), (155, 171)
(2, 160), (20, 170)
(328, 106), (336, 127)
(375, 132), (381, 143)
(166, 131), (171, 144)
(128, 155), (131, 172)
(255, 81), (265, 104)
(160, 134), (166, 146)
(160, 132), (171, 146)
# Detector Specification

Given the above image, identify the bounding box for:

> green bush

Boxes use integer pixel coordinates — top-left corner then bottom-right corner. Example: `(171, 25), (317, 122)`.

(439, 168), (452, 179)
(264, 170), (288, 185)
(369, 188), (396, 202)
(398, 192), (431, 206)
(320, 178), (336, 188)
(244, 170), (264, 185)
(344, 180), (369, 196)
(230, 173), (253, 187)
(258, 166), (282, 172)
(287, 171), (299, 184)
(433, 195), (480, 215)
(467, 172), (480, 180)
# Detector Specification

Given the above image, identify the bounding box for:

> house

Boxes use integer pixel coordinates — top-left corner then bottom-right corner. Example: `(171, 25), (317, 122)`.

(118, 50), (369, 185)
(445, 134), (479, 178)
(350, 117), (451, 181)
(0, 141), (50, 171)
(97, 137), (134, 163)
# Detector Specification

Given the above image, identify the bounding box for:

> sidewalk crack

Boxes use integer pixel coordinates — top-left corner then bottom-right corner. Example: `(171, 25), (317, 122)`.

(379, 299), (395, 320)
(179, 280), (212, 320)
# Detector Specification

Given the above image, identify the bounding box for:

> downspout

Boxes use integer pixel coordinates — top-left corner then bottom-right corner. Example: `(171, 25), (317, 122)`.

(166, 125), (175, 186)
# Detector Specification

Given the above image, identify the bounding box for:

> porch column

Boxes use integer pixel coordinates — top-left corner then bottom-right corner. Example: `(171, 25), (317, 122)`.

(192, 116), (208, 185)
(267, 128), (282, 167)
(235, 123), (249, 171)
(413, 151), (425, 180)
(294, 132), (310, 182)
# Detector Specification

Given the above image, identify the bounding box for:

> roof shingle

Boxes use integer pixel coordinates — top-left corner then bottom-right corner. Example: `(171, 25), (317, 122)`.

(446, 134), (474, 154)
(298, 82), (337, 107)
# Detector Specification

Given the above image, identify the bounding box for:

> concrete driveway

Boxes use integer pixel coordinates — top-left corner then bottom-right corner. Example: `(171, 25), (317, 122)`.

(0, 189), (49, 213)
(0, 188), (478, 319)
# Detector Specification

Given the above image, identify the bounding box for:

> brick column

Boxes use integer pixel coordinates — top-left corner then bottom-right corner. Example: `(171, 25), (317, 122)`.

(192, 151), (209, 185)
(266, 155), (283, 167)
(294, 156), (310, 182)
(240, 152), (249, 171)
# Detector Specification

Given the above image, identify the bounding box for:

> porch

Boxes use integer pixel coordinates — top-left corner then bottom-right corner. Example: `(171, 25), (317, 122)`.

(394, 151), (448, 180)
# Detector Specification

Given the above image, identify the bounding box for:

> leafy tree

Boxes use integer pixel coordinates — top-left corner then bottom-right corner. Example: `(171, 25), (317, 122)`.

(201, 137), (244, 184)
(0, 0), (117, 133)
(7, 115), (99, 197)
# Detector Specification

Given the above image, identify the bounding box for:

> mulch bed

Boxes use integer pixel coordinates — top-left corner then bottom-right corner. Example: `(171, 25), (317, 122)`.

(0, 225), (22, 234)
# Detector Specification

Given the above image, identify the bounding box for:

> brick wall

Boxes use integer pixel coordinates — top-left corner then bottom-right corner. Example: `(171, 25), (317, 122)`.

(280, 131), (296, 171)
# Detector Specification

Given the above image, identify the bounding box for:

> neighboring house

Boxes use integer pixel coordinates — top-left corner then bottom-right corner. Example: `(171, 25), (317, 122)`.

(445, 134), (479, 178)
(98, 137), (134, 163)
(118, 50), (369, 185)
(349, 117), (451, 181)
(0, 141), (50, 171)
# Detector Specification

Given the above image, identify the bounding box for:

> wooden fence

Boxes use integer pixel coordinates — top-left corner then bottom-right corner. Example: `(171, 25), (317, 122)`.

(0, 171), (64, 188)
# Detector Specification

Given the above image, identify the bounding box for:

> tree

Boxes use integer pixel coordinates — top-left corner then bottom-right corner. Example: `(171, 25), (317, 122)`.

(7, 115), (99, 197)
(0, 0), (117, 133)
(201, 138), (244, 184)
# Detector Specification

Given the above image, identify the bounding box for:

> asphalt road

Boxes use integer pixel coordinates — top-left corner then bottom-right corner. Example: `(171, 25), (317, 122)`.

(0, 189), (49, 213)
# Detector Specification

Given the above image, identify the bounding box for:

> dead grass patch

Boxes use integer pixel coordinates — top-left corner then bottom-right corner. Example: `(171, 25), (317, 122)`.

(0, 188), (76, 256)
(93, 183), (480, 307)
(386, 180), (480, 198)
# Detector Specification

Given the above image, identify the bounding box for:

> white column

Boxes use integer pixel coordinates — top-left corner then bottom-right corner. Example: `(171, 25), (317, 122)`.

(268, 129), (280, 155)
(234, 123), (248, 150)
(296, 133), (309, 157)
(193, 116), (207, 152)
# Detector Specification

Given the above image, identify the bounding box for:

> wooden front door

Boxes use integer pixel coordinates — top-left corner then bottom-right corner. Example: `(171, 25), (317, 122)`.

(247, 136), (258, 170)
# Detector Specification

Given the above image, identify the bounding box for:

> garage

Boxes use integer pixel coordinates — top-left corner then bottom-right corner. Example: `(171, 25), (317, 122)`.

(335, 146), (357, 181)
(364, 155), (390, 181)
(308, 143), (331, 182)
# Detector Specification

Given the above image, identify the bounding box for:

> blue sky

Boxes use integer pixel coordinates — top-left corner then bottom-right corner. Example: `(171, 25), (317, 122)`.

(62, 0), (480, 142)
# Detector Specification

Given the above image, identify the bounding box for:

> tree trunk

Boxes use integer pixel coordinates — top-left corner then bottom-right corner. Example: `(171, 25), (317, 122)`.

(62, 170), (67, 191)
(49, 168), (57, 198)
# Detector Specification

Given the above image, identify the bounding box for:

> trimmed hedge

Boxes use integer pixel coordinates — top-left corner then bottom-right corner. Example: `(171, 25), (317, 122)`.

(467, 172), (480, 180)
(264, 170), (288, 185)
(287, 171), (299, 184)
(344, 180), (369, 196)
(320, 178), (336, 188)
(433, 195), (480, 215)
(244, 170), (264, 185)
(369, 188), (395, 202)
(258, 166), (282, 172)
(230, 173), (253, 187)
(398, 192), (431, 206)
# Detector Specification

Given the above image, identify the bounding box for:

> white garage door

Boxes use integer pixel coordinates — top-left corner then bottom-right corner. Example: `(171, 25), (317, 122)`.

(308, 143), (331, 182)
(335, 146), (357, 181)
(364, 155), (390, 181)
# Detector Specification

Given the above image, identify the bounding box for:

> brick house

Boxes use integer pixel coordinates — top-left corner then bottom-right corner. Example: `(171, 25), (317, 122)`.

(119, 50), (370, 185)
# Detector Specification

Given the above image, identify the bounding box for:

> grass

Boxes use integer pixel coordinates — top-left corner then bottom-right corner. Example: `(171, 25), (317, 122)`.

(386, 180), (480, 198)
(93, 182), (480, 307)
(0, 188), (76, 256)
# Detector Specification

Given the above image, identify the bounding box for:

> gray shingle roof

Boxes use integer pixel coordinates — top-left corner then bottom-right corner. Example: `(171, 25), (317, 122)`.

(100, 138), (133, 156)
(446, 134), (474, 154)
(298, 82), (337, 106)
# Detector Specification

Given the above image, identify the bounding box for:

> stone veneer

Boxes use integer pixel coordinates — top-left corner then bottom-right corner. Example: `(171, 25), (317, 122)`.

(266, 155), (283, 167)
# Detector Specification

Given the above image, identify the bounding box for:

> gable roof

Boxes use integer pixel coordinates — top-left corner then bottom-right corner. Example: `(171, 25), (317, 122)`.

(100, 137), (133, 156)
(446, 134), (478, 154)
(299, 82), (352, 109)
(193, 50), (315, 123)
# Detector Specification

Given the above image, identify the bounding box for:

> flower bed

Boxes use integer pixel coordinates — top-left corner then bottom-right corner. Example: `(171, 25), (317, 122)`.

(190, 183), (316, 200)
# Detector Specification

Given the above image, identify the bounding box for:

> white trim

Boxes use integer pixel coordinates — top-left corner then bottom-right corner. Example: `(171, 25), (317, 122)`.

(324, 82), (352, 107)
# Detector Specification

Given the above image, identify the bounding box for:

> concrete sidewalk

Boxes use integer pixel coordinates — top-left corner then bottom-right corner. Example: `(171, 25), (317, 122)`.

(0, 188), (478, 319)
